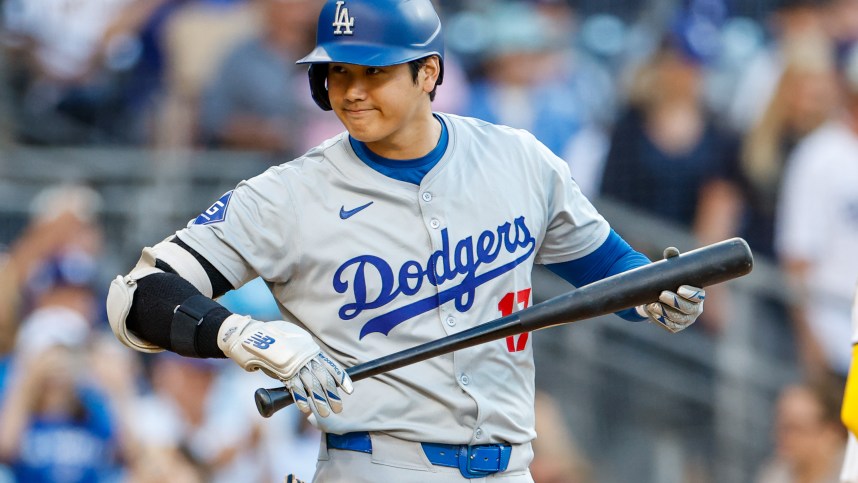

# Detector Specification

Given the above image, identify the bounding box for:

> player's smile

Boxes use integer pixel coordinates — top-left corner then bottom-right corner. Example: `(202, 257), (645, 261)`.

(342, 106), (375, 118)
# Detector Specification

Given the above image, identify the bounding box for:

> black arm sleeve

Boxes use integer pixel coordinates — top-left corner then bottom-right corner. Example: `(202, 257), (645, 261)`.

(127, 272), (230, 358)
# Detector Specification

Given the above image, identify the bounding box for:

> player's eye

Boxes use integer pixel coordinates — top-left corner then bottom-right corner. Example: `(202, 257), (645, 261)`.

(366, 67), (382, 75)
(329, 65), (347, 75)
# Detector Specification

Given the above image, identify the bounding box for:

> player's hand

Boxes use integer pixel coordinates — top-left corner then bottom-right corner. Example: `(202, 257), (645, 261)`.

(636, 285), (705, 333)
(218, 315), (353, 417)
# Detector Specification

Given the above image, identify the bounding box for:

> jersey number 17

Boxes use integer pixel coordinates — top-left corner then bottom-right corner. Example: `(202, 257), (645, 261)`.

(498, 289), (531, 353)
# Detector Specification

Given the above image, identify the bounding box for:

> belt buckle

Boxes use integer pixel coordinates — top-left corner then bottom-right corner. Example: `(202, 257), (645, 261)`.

(457, 444), (506, 479)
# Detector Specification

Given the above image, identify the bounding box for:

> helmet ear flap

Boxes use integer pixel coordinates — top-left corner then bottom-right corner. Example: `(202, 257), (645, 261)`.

(308, 64), (332, 111)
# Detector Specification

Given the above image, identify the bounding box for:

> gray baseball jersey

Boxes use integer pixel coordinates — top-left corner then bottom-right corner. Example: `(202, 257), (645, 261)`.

(177, 113), (610, 445)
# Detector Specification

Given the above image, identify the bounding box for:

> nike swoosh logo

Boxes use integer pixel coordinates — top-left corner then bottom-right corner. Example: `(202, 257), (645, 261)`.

(339, 201), (374, 220)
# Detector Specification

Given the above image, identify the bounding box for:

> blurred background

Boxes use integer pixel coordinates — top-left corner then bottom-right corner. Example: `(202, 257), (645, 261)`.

(0, 0), (857, 481)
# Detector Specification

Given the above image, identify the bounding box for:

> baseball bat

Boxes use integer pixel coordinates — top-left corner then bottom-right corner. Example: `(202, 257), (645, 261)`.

(255, 237), (753, 418)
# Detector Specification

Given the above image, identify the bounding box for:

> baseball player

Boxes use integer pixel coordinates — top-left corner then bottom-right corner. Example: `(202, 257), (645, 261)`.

(105, 0), (705, 481)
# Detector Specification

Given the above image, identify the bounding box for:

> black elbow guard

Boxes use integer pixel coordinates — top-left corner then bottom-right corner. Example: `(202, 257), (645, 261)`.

(171, 294), (228, 357)
(130, 272), (231, 358)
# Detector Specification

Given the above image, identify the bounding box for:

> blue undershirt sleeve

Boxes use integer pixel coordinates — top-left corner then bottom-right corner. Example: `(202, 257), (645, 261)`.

(545, 229), (650, 321)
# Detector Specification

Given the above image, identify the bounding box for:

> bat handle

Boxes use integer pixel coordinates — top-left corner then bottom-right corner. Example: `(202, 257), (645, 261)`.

(255, 386), (293, 418)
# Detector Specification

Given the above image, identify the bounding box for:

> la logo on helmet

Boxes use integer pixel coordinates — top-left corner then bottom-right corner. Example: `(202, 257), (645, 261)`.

(332, 1), (354, 35)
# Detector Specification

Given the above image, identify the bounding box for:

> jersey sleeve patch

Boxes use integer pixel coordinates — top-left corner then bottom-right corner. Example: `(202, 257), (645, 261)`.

(194, 191), (233, 225)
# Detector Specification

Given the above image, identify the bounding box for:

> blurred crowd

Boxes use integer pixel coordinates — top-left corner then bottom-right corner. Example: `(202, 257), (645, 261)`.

(0, 186), (323, 482)
(1, 0), (858, 481)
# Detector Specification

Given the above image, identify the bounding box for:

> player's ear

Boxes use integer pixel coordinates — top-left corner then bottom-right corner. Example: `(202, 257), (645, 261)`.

(420, 56), (441, 93)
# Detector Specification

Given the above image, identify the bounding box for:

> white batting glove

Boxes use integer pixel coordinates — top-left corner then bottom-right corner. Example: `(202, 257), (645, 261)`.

(636, 285), (705, 333)
(218, 315), (353, 417)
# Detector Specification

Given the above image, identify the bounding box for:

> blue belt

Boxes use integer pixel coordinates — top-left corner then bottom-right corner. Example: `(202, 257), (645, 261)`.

(325, 431), (512, 479)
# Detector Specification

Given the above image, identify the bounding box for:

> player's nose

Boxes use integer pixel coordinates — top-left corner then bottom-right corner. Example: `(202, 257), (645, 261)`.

(342, 78), (367, 102)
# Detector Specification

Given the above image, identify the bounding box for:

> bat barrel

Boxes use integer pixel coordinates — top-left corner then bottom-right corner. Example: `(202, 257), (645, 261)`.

(255, 237), (753, 417)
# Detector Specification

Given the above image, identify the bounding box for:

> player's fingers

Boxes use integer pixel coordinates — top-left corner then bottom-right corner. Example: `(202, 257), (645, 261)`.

(658, 303), (696, 325)
(311, 358), (344, 414)
(300, 363), (331, 418)
(658, 290), (700, 315)
(645, 303), (694, 332)
(677, 285), (705, 303)
(318, 352), (353, 394)
(288, 375), (312, 416)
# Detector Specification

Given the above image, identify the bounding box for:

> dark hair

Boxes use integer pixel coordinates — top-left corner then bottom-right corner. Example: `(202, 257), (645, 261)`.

(408, 56), (439, 101)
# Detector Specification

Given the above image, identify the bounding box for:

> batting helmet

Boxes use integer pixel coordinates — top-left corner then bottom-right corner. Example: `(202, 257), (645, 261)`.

(297, 0), (445, 111)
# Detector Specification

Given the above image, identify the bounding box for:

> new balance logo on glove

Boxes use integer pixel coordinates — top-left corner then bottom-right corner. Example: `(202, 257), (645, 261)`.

(247, 332), (276, 350)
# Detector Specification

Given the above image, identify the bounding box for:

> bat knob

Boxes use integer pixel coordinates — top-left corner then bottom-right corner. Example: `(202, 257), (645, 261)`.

(663, 247), (681, 259)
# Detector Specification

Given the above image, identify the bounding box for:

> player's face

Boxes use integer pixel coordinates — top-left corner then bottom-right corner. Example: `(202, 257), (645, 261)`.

(326, 59), (440, 158)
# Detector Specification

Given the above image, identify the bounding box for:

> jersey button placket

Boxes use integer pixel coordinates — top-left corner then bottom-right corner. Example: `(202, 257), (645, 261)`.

(460, 373), (470, 385)
(445, 316), (456, 327)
